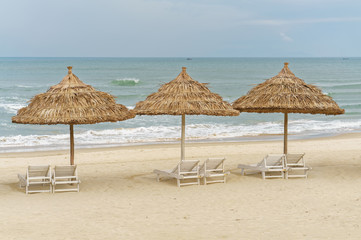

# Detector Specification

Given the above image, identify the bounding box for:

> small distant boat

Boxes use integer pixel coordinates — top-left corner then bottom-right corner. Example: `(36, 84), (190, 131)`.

(186, 58), (192, 60)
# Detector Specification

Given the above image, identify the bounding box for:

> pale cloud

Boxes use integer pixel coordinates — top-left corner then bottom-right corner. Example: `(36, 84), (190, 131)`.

(241, 17), (361, 26)
(280, 32), (293, 42)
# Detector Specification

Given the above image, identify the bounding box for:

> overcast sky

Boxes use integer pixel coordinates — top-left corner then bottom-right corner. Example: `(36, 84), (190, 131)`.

(1, 0), (361, 57)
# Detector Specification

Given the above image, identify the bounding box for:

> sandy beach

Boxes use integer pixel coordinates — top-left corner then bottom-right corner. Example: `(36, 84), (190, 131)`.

(1, 133), (361, 239)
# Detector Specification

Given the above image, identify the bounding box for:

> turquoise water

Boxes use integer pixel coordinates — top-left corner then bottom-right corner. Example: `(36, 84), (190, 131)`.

(0, 57), (360, 152)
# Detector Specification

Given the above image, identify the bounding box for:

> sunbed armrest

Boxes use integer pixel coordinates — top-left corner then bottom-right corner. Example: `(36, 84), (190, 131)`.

(54, 176), (78, 180)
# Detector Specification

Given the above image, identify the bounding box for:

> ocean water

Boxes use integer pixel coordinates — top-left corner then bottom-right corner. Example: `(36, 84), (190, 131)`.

(0, 57), (360, 152)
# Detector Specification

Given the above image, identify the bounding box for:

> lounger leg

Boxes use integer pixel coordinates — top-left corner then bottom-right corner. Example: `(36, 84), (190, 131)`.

(241, 169), (245, 176)
(204, 177), (207, 185)
(262, 171), (265, 180)
(224, 175), (226, 184)
(197, 177), (200, 185)
(177, 179), (180, 187)
(156, 174), (160, 182)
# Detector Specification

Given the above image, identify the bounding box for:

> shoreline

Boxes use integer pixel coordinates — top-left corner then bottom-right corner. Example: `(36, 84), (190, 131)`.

(3, 118), (361, 154)
(2, 131), (361, 158)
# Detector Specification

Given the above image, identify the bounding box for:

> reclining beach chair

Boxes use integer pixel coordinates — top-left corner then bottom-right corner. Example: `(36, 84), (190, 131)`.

(285, 153), (310, 179)
(153, 160), (200, 187)
(238, 154), (286, 180)
(199, 158), (230, 185)
(52, 165), (80, 193)
(18, 165), (52, 194)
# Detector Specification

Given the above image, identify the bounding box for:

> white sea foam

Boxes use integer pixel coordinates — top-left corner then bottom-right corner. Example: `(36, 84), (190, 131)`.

(0, 103), (26, 114)
(16, 85), (34, 88)
(0, 96), (27, 113)
(111, 78), (140, 86)
(1, 119), (361, 152)
(317, 82), (361, 88)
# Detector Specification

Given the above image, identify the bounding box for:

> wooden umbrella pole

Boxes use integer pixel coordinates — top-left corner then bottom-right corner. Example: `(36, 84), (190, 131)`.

(70, 124), (75, 165)
(284, 113), (288, 154)
(181, 114), (185, 161)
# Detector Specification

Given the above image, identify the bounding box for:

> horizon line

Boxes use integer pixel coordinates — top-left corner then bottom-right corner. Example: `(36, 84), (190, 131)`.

(0, 56), (359, 58)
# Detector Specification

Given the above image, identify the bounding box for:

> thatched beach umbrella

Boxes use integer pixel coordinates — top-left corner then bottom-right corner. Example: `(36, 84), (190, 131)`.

(12, 66), (135, 165)
(232, 62), (344, 154)
(134, 67), (239, 160)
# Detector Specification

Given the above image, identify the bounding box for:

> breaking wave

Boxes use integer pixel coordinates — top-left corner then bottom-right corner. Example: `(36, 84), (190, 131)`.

(111, 78), (140, 86)
(1, 119), (361, 152)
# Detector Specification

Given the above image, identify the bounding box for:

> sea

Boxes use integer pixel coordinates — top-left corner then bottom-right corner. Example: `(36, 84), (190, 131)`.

(0, 57), (360, 153)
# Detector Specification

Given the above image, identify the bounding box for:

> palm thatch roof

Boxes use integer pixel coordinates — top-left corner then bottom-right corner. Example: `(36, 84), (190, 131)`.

(12, 66), (135, 124)
(135, 67), (239, 116)
(232, 63), (344, 115)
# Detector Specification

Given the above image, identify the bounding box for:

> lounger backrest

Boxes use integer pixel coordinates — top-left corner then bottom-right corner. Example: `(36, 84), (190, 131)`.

(256, 159), (265, 167)
(54, 165), (77, 177)
(172, 160), (199, 174)
(286, 153), (305, 166)
(27, 165), (50, 178)
(264, 154), (284, 167)
(204, 158), (225, 171)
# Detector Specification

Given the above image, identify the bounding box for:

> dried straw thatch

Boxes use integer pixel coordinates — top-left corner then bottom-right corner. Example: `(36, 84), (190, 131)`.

(232, 63), (344, 154)
(135, 67), (239, 161)
(12, 66), (135, 164)
(233, 62), (344, 115)
(135, 67), (239, 116)
(12, 66), (135, 125)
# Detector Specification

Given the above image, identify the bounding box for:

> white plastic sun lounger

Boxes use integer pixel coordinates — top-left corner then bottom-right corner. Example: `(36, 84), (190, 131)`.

(52, 165), (80, 193)
(199, 158), (230, 185)
(153, 160), (200, 187)
(18, 165), (52, 194)
(285, 153), (311, 179)
(238, 154), (286, 180)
